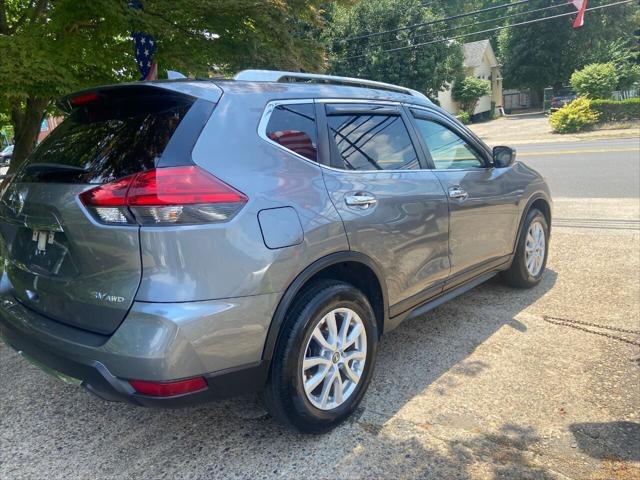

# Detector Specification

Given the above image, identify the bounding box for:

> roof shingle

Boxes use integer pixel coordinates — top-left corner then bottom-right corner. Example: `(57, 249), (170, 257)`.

(463, 39), (491, 68)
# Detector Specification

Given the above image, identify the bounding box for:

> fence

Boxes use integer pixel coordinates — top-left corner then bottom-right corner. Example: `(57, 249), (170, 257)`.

(612, 87), (639, 101)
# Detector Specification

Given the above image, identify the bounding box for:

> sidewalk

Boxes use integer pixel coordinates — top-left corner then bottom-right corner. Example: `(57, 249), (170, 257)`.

(468, 114), (639, 146)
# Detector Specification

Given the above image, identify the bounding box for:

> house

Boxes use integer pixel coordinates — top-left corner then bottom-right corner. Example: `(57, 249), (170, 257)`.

(38, 116), (63, 143)
(437, 39), (503, 118)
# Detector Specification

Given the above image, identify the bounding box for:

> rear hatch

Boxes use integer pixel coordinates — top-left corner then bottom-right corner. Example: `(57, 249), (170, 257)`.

(0, 85), (216, 335)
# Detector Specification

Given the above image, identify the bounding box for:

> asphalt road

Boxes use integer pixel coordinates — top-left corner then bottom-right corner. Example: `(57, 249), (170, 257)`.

(1, 137), (639, 479)
(515, 137), (640, 198)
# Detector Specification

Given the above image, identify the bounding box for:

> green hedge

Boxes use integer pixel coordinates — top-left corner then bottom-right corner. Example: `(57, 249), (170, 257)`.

(590, 98), (640, 123)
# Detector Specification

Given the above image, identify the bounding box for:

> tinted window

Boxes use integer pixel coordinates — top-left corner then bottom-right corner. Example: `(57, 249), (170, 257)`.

(265, 104), (317, 162)
(327, 114), (418, 171)
(413, 119), (485, 170)
(17, 96), (192, 184)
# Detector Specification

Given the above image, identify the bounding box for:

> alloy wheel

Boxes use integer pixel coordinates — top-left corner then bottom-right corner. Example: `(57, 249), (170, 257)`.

(525, 221), (546, 277)
(301, 308), (367, 410)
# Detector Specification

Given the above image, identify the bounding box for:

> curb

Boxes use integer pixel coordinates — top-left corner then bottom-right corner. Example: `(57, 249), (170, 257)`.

(474, 132), (639, 146)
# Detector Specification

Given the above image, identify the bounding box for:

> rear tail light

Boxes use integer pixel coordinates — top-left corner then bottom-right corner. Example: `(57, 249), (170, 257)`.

(129, 376), (208, 397)
(79, 166), (247, 226)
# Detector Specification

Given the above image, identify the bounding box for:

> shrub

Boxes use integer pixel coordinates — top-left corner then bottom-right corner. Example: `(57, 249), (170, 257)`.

(570, 63), (618, 99)
(590, 98), (640, 122)
(452, 76), (491, 115)
(616, 64), (640, 92)
(456, 110), (471, 124)
(549, 97), (600, 133)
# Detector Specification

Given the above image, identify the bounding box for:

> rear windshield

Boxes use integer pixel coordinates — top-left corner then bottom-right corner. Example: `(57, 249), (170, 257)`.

(16, 94), (193, 184)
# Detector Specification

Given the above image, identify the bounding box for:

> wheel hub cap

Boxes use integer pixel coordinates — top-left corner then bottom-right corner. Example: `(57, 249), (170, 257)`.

(302, 308), (367, 411)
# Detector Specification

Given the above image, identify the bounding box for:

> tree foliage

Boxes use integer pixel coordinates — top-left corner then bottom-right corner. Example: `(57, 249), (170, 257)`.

(498, 0), (639, 90)
(570, 63), (618, 99)
(452, 76), (491, 115)
(583, 39), (640, 91)
(0, 0), (331, 170)
(324, 0), (464, 98)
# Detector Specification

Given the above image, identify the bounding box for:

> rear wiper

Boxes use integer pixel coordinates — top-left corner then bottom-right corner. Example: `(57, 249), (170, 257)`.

(24, 163), (89, 174)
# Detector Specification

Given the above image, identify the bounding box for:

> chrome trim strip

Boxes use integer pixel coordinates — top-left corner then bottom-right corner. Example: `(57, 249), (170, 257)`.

(235, 70), (431, 102)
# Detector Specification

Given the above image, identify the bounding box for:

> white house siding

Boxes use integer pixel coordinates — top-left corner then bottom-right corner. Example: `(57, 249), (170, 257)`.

(472, 61), (492, 115)
(437, 87), (458, 113)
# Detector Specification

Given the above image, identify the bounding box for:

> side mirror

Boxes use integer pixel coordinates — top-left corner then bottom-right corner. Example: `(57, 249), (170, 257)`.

(493, 146), (516, 168)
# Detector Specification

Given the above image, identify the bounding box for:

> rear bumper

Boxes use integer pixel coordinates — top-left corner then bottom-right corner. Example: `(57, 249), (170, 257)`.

(0, 289), (279, 407)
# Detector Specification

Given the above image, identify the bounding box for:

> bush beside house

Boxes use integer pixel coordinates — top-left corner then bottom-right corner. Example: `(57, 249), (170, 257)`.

(456, 111), (471, 125)
(452, 76), (491, 117)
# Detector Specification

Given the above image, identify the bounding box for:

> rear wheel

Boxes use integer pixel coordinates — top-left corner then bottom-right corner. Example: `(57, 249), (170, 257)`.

(263, 280), (378, 433)
(502, 208), (549, 288)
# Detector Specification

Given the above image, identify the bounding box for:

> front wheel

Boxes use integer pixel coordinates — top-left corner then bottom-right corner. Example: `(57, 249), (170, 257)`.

(502, 208), (549, 288)
(263, 280), (378, 433)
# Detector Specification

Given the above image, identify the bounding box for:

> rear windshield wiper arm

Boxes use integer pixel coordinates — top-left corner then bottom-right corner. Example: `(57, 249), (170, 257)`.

(24, 163), (89, 174)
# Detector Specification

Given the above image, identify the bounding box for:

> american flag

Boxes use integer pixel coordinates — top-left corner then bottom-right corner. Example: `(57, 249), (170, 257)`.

(268, 130), (317, 161)
(132, 32), (157, 81)
(129, 1), (157, 80)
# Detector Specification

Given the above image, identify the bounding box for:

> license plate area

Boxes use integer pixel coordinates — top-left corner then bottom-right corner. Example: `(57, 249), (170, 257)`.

(8, 227), (78, 278)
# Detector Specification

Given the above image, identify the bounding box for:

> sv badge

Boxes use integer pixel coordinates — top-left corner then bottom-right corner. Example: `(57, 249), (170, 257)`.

(92, 292), (126, 304)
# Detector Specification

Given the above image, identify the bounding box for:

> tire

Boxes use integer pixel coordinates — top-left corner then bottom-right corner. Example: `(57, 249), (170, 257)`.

(502, 208), (549, 288)
(263, 279), (378, 433)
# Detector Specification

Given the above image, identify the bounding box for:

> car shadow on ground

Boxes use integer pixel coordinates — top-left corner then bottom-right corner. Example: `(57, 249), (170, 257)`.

(570, 421), (640, 462)
(1, 270), (564, 478)
(356, 271), (558, 420)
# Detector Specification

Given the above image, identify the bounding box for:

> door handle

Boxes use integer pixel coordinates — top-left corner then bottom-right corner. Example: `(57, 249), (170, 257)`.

(448, 186), (468, 201)
(345, 193), (378, 208)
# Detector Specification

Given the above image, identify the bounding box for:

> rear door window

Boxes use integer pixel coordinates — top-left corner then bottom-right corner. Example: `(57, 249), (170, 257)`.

(326, 108), (419, 171)
(16, 94), (193, 184)
(265, 103), (317, 162)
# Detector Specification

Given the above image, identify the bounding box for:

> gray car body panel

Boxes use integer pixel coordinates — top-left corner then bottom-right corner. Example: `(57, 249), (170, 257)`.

(0, 78), (552, 402)
(0, 272), (279, 380)
(0, 183), (141, 334)
(137, 84), (350, 302)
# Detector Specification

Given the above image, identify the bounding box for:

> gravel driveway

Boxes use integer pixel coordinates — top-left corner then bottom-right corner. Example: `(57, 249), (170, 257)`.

(1, 196), (639, 480)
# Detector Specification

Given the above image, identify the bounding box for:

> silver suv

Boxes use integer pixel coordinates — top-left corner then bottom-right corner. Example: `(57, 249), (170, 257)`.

(0, 71), (551, 432)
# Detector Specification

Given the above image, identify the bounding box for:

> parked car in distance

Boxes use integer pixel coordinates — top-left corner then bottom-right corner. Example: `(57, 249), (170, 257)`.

(550, 89), (577, 110)
(0, 144), (13, 166)
(0, 71), (552, 432)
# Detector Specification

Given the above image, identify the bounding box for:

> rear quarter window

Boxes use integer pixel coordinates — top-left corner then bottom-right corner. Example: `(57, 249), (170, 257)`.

(265, 103), (317, 162)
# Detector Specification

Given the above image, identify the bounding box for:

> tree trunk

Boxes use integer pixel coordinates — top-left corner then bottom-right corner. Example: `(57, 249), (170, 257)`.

(9, 97), (50, 173)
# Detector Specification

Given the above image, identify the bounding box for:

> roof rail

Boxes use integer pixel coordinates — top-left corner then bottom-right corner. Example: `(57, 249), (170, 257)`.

(234, 70), (430, 102)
